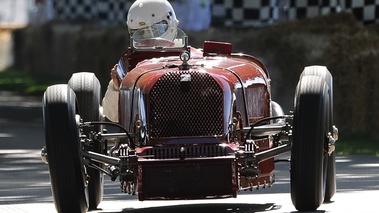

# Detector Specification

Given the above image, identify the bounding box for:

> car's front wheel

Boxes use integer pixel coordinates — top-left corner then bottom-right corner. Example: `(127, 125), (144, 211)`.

(68, 72), (104, 209)
(291, 75), (330, 211)
(43, 84), (88, 212)
(300, 66), (336, 202)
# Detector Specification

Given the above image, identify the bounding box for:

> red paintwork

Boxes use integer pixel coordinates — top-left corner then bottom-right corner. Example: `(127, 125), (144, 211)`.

(118, 41), (274, 200)
(120, 50), (270, 129)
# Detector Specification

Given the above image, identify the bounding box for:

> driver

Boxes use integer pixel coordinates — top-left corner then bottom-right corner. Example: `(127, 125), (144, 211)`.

(102, 0), (179, 122)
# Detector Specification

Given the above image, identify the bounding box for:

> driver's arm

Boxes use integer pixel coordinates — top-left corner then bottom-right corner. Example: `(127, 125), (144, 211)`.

(102, 64), (120, 122)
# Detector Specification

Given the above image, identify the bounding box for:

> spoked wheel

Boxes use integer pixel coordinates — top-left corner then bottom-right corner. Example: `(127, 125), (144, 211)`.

(291, 74), (330, 211)
(68, 72), (103, 210)
(300, 66), (336, 201)
(43, 84), (88, 212)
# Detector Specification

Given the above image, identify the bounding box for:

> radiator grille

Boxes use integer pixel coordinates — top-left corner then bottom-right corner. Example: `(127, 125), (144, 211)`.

(143, 145), (231, 159)
(149, 71), (224, 138)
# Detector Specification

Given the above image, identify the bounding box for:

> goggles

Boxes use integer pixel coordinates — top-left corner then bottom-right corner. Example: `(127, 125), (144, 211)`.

(130, 21), (169, 41)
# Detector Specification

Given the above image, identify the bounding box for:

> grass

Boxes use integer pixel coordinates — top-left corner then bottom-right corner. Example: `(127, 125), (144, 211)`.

(1, 68), (379, 156)
(336, 136), (379, 157)
(0, 68), (66, 96)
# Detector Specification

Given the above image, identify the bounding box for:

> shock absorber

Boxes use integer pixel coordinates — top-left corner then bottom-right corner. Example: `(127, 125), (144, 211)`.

(240, 139), (260, 179)
(118, 143), (138, 194)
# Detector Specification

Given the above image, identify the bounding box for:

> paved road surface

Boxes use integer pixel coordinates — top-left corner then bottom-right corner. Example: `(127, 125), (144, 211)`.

(1, 91), (379, 212)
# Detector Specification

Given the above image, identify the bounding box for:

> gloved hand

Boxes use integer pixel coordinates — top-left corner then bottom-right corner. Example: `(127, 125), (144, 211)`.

(111, 64), (121, 90)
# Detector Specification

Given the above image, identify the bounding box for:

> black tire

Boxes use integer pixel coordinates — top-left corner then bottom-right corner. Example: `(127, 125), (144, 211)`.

(324, 151), (336, 202)
(300, 66), (333, 127)
(43, 84), (88, 213)
(68, 72), (103, 210)
(300, 66), (336, 201)
(291, 75), (329, 211)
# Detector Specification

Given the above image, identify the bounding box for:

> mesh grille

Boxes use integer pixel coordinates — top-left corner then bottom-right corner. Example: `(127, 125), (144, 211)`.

(143, 145), (230, 159)
(149, 71), (224, 138)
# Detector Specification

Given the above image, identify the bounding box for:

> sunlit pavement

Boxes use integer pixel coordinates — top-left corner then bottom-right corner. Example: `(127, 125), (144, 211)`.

(0, 190), (378, 213)
(0, 149), (378, 213)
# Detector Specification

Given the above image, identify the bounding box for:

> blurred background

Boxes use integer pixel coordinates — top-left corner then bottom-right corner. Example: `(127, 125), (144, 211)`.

(1, 0), (379, 153)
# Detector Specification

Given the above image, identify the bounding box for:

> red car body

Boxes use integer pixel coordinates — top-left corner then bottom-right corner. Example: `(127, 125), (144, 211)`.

(42, 29), (338, 212)
(117, 41), (274, 200)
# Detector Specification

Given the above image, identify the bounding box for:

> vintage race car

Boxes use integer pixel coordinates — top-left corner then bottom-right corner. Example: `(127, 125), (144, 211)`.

(41, 28), (338, 212)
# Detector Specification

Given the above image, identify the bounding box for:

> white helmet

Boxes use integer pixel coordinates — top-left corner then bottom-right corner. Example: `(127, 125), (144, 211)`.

(127, 0), (179, 41)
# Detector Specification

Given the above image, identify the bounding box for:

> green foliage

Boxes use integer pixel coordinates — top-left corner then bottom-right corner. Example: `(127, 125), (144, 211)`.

(0, 68), (66, 95)
(322, 28), (379, 139)
(336, 135), (379, 156)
